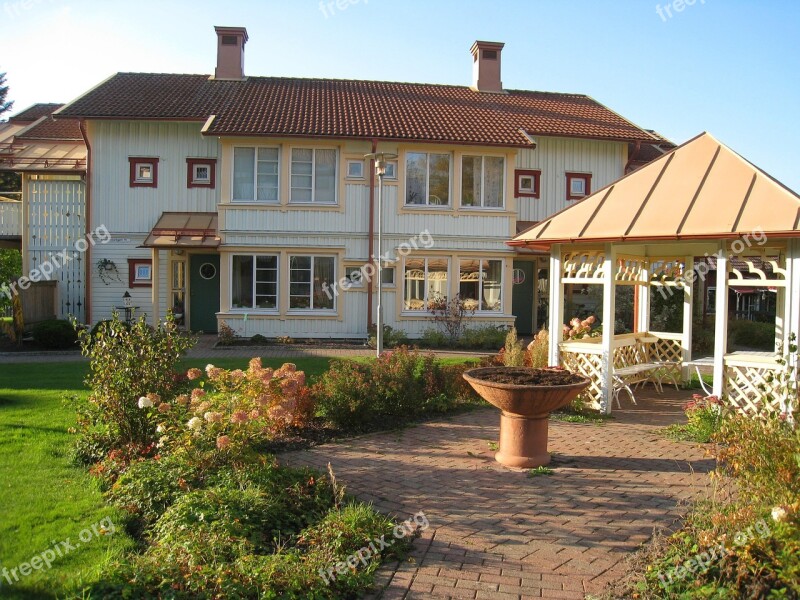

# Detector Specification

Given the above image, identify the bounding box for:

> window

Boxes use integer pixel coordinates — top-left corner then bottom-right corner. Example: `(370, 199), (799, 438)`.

(566, 172), (592, 201)
(459, 259), (503, 312)
(346, 160), (364, 179)
(290, 148), (338, 204)
(405, 152), (450, 206)
(171, 260), (186, 320)
(381, 267), (395, 287)
(515, 169), (541, 198)
(129, 157), (158, 188)
(187, 158), (217, 189)
(231, 254), (278, 310)
(289, 255), (336, 310)
(233, 147), (279, 202)
(462, 155), (505, 208)
(128, 258), (152, 287)
(403, 257), (449, 311)
(344, 266), (365, 289)
(384, 161), (397, 180)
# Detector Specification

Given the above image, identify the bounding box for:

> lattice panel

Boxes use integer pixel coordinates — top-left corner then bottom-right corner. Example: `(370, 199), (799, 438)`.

(651, 338), (683, 381)
(562, 251), (606, 281)
(729, 255), (786, 284)
(561, 350), (603, 406)
(615, 257), (646, 283)
(723, 365), (784, 417)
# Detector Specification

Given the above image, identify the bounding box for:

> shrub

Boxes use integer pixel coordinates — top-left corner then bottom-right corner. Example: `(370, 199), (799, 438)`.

(313, 347), (478, 429)
(663, 393), (724, 443)
(429, 294), (475, 345)
(729, 319), (776, 351)
(32, 318), (78, 349)
(526, 329), (549, 368)
(367, 324), (408, 349)
(218, 319), (236, 345)
(502, 327), (525, 366)
(420, 327), (448, 348)
(74, 313), (196, 453)
(251, 333), (269, 344)
(459, 324), (507, 349)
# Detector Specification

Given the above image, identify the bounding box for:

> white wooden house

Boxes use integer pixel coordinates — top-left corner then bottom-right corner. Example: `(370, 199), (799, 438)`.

(42, 26), (663, 338)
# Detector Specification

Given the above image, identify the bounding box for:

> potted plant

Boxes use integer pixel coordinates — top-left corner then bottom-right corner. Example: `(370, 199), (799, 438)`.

(463, 366), (590, 468)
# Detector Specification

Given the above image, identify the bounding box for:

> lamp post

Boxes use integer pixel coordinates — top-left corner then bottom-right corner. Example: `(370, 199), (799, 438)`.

(364, 152), (397, 357)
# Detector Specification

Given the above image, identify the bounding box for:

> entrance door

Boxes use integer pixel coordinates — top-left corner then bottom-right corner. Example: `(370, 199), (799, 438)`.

(511, 261), (535, 335)
(190, 254), (220, 333)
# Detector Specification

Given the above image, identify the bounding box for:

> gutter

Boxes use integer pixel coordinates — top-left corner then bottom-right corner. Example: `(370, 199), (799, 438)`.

(78, 119), (92, 325)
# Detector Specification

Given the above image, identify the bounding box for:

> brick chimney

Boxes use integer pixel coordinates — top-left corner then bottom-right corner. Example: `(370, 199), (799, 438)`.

(470, 41), (505, 93)
(214, 26), (248, 80)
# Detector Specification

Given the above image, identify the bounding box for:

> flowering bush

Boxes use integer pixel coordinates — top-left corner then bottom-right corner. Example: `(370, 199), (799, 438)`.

(562, 315), (598, 340)
(664, 393), (725, 443)
(145, 358), (314, 461)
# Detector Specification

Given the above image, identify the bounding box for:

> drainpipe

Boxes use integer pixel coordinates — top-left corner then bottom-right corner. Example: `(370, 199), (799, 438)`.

(366, 138), (377, 330)
(79, 120), (92, 325)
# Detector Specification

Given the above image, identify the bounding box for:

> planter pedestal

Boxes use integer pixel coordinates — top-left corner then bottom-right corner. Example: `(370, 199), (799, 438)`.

(496, 413), (551, 468)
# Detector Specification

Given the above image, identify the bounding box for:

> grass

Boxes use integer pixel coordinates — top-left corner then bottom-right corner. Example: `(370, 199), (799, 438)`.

(527, 466), (554, 477)
(0, 356), (334, 599)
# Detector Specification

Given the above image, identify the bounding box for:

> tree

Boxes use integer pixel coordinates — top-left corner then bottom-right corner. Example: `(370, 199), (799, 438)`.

(0, 71), (13, 117)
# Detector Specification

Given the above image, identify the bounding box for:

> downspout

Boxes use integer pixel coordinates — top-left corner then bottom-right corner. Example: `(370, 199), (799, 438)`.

(366, 138), (377, 330)
(79, 120), (92, 325)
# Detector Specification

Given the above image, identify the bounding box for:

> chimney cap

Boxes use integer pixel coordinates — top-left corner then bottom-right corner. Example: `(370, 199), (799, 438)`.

(470, 40), (504, 55)
(214, 26), (249, 44)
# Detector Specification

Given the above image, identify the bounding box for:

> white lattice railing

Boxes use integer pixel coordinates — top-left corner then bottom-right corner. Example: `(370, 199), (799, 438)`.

(723, 355), (791, 417)
(0, 201), (21, 237)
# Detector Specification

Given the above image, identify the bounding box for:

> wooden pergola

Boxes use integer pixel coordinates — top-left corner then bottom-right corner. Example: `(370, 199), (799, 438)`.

(509, 133), (800, 415)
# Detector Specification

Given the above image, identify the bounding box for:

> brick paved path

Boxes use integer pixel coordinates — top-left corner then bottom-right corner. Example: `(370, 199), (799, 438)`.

(279, 389), (712, 599)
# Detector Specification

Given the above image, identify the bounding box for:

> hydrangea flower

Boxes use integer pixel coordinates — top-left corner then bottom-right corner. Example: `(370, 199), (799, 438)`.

(138, 396), (153, 409)
(186, 368), (202, 380)
(187, 417), (203, 431)
(216, 435), (231, 450)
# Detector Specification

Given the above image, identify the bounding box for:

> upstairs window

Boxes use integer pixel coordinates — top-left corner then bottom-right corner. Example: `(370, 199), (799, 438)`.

(566, 172), (592, 201)
(405, 152), (450, 206)
(129, 157), (159, 188)
(187, 158), (217, 189)
(233, 147), (279, 202)
(462, 155), (504, 208)
(515, 169), (541, 198)
(290, 148), (338, 204)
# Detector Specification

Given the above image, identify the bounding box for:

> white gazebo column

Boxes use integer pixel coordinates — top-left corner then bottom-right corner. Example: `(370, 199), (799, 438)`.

(636, 260), (650, 333)
(151, 248), (160, 325)
(681, 256), (694, 382)
(600, 243), (617, 414)
(786, 239), (800, 416)
(712, 244), (729, 398)
(548, 244), (564, 366)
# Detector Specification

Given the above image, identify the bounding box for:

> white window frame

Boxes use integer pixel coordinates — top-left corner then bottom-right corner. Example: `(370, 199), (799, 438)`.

(402, 256), (450, 313)
(344, 265), (365, 289)
(404, 151), (452, 207)
(288, 254), (337, 311)
(345, 160), (365, 180)
(134, 163), (153, 184)
(230, 253), (280, 312)
(231, 146), (280, 203)
(192, 163), (211, 184)
(461, 155), (505, 209)
(134, 263), (152, 283)
(384, 160), (397, 180)
(459, 258), (504, 313)
(381, 266), (396, 288)
(290, 147), (339, 205)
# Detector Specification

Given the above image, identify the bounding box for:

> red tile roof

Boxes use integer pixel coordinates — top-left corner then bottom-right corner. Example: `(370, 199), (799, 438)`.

(9, 103), (63, 123)
(17, 114), (82, 141)
(57, 73), (659, 147)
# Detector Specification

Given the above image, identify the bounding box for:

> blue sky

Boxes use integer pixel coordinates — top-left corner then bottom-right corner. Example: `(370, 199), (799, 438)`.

(1, 0), (798, 190)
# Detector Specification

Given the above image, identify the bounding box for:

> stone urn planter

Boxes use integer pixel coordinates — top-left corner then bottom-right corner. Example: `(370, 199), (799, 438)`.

(463, 367), (590, 468)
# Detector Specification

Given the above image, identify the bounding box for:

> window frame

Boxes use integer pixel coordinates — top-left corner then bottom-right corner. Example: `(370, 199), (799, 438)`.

(289, 147), (339, 205)
(187, 158), (217, 189)
(288, 254), (337, 311)
(345, 159), (365, 180)
(381, 266), (396, 288)
(402, 256), (450, 313)
(461, 154), (506, 209)
(404, 151), (452, 207)
(384, 160), (398, 180)
(458, 258), (504, 313)
(128, 258), (153, 288)
(230, 253), (280, 312)
(515, 168), (541, 199)
(343, 265), (365, 289)
(566, 172), (592, 201)
(231, 145), (280, 203)
(128, 157), (159, 188)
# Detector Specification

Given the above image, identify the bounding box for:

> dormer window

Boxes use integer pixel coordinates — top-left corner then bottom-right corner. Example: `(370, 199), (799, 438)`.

(129, 157), (159, 188)
(566, 172), (592, 201)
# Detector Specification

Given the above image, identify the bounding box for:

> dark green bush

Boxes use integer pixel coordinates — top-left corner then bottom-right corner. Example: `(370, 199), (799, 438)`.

(459, 324), (507, 349)
(420, 327), (449, 348)
(31, 319), (78, 349)
(729, 319), (776, 351)
(367, 324), (408, 349)
(250, 333), (269, 344)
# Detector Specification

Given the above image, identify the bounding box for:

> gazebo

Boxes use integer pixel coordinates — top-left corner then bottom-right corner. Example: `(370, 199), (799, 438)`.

(509, 132), (800, 416)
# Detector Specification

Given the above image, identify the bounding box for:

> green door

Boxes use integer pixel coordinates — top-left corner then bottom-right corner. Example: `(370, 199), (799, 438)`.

(190, 254), (220, 333)
(511, 261), (535, 335)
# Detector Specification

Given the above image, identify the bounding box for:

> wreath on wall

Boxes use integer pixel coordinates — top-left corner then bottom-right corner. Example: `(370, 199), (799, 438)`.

(97, 259), (122, 285)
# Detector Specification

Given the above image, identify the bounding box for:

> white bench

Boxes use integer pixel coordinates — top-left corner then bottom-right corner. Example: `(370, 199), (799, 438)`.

(612, 336), (680, 407)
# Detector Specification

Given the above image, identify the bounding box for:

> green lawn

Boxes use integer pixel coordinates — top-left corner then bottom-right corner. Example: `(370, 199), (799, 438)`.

(0, 356), (334, 599)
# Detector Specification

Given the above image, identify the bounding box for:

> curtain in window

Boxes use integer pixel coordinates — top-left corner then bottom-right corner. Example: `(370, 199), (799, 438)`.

(256, 148), (279, 202)
(429, 154), (450, 205)
(426, 258), (449, 308)
(314, 149), (337, 203)
(233, 148), (255, 200)
(484, 157), (504, 208)
(405, 152), (427, 204)
(289, 256), (312, 308)
(291, 149), (313, 203)
(255, 255), (278, 309)
(482, 259), (503, 311)
(313, 257), (335, 309)
(232, 255), (254, 308)
(461, 156), (481, 207)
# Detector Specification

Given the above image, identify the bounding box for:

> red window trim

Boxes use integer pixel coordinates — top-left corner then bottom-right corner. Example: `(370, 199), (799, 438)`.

(128, 258), (153, 288)
(515, 169), (541, 198)
(129, 157), (159, 188)
(566, 172), (592, 201)
(186, 157), (218, 189)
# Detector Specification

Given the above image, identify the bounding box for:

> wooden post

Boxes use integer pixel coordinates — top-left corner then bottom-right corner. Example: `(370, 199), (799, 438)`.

(637, 258), (650, 333)
(712, 244), (729, 397)
(787, 239), (800, 416)
(682, 256), (694, 382)
(601, 244), (617, 414)
(548, 244), (563, 367)
(151, 248), (160, 325)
